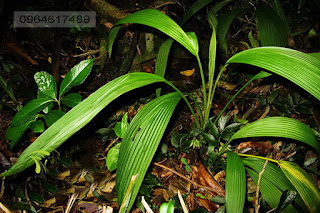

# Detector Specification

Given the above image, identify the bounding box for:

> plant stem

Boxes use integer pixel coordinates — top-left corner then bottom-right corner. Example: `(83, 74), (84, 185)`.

(237, 153), (279, 164)
(196, 56), (207, 122)
(187, 93), (204, 126)
(255, 160), (269, 213)
(206, 64), (228, 122)
(213, 72), (254, 124)
(167, 82), (201, 128)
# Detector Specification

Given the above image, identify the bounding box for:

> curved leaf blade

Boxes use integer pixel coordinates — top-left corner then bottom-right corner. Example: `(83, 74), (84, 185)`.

(59, 59), (95, 97)
(180, 0), (215, 26)
(10, 98), (53, 127)
(226, 151), (246, 213)
(227, 47), (320, 101)
(6, 119), (34, 149)
(1, 73), (168, 177)
(108, 9), (198, 57)
(230, 117), (320, 153)
(246, 168), (298, 213)
(256, 5), (288, 47)
(34, 71), (57, 99)
(279, 161), (320, 212)
(61, 93), (82, 107)
(45, 110), (66, 127)
(116, 92), (181, 211)
(217, 8), (245, 53)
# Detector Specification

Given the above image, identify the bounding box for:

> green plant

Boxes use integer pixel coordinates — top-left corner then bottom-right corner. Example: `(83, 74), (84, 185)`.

(5, 59), (94, 149)
(2, 2), (320, 213)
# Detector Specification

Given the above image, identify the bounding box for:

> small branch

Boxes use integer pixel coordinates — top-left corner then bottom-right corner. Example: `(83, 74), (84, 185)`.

(141, 196), (154, 213)
(178, 190), (189, 213)
(0, 202), (11, 213)
(255, 160), (269, 213)
(154, 162), (218, 193)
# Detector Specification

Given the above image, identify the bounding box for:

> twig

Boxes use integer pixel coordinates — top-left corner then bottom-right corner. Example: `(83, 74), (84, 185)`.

(178, 190), (189, 213)
(0, 202), (11, 213)
(255, 160), (269, 213)
(153, 162), (218, 193)
(141, 196), (154, 213)
(0, 178), (4, 199)
(258, 105), (270, 120)
(72, 50), (100, 58)
(104, 137), (119, 153)
(65, 193), (78, 213)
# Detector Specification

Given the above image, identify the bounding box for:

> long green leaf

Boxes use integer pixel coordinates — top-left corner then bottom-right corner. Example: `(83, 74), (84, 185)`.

(226, 151), (246, 213)
(117, 92), (181, 212)
(256, 5), (288, 47)
(154, 38), (173, 97)
(108, 9), (198, 57)
(230, 117), (320, 153)
(10, 98), (53, 127)
(59, 59), (95, 97)
(243, 158), (306, 210)
(1, 73), (169, 177)
(273, 0), (291, 34)
(216, 8), (245, 53)
(279, 161), (320, 212)
(227, 47), (320, 101)
(180, 0), (215, 26)
(246, 168), (298, 213)
(6, 119), (34, 149)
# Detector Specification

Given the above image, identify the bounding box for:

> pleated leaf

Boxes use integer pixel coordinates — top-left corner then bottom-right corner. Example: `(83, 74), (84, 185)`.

(256, 6), (288, 47)
(108, 9), (198, 57)
(180, 0), (215, 26)
(155, 38), (174, 97)
(117, 92), (181, 212)
(279, 161), (320, 212)
(246, 168), (298, 213)
(226, 151), (246, 213)
(243, 158), (306, 210)
(216, 8), (245, 53)
(226, 47), (320, 101)
(1, 73), (169, 177)
(230, 117), (320, 153)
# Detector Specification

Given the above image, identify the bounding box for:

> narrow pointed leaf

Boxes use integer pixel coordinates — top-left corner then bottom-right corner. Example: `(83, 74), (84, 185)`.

(230, 117), (320, 153)
(59, 59), (94, 97)
(34, 71), (57, 99)
(117, 92), (181, 211)
(279, 161), (320, 212)
(256, 5), (288, 46)
(226, 151), (246, 213)
(108, 9), (198, 57)
(227, 47), (320, 101)
(61, 93), (82, 107)
(180, 0), (215, 26)
(247, 168), (298, 213)
(1, 73), (169, 177)
(10, 98), (53, 127)
(217, 8), (245, 53)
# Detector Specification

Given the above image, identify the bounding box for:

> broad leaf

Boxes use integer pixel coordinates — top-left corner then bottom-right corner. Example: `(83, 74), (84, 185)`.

(29, 120), (45, 133)
(159, 201), (174, 213)
(106, 143), (121, 172)
(108, 9), (198, 57)
(6, 119), (34, 149)
(243, 158), (306, 210)
(45, 110), (66, 127)
(59, 59), (94, 97)
(34, 71), (57, 99)
(1, 73), (169, 177)
(227, 47), (320, 101)
(117, 92), (181, 211)
(61, 93), (82, 107)
(230, 117), (320, 153)
(226, 151), (246, 213)
(256, 5), (288, 47)
(114, 113), (129, 138)
(10, 98), (53, 127)
(279, 161), (320, 212)
(246, 168), (298, 213)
